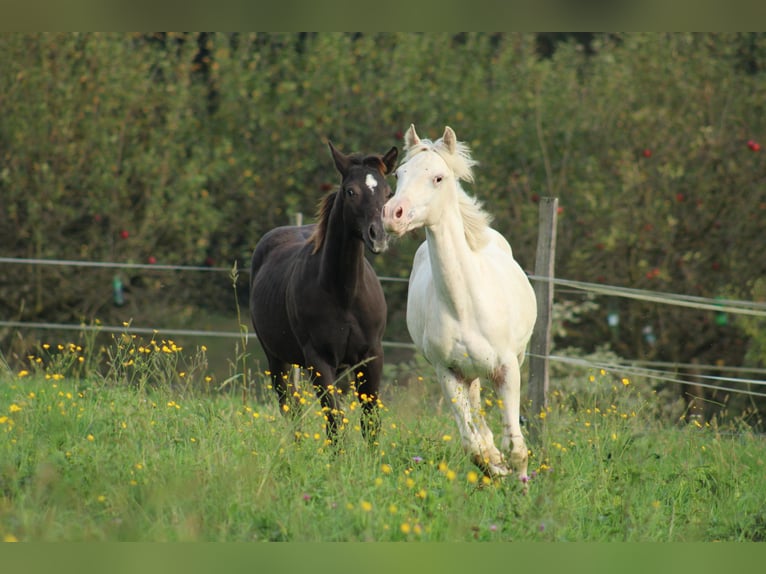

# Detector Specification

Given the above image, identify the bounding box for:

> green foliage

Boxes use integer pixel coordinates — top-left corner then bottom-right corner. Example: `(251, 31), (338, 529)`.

(2, 32), (766, 379)
(738, 278), (766, 365)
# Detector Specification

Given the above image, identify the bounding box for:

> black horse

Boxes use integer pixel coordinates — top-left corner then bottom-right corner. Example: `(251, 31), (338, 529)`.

(250, 141), (398, 443)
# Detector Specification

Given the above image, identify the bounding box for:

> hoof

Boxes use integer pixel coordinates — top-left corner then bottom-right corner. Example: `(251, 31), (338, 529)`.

(473, 455), (511, 478)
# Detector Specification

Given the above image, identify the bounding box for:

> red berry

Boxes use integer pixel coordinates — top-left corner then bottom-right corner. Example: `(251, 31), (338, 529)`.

(645, 268), (660, 279)
(675, 193), (685, 203)
(747, 140), (761, 152)
(147, 256), (157, 264)
(119, 230), (129, 239)
(531, 193), (540, 203)
(642, 148), (652, 158)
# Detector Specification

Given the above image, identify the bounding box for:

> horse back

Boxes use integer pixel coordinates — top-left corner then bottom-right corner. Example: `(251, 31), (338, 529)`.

(250, 225), (314, 278)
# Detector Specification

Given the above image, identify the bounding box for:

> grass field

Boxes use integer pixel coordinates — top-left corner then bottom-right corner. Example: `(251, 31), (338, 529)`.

(1, 330), (765, 542)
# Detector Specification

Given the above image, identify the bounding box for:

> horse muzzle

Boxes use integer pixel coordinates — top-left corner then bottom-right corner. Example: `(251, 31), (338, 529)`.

(367, 223), (390, 254)
(382, 199), (410, 237)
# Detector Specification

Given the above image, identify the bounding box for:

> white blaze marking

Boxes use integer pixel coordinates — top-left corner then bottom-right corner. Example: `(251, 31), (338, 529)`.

(365, 173), (378, 193)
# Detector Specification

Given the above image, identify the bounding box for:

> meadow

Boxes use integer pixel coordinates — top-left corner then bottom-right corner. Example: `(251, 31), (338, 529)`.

(1, 329), (765, 542)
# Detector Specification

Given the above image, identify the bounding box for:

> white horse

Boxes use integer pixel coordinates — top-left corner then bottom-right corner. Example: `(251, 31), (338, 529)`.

(382, 124), (537, 480)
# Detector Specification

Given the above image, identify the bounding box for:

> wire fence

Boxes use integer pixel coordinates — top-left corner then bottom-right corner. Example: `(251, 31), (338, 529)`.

(2, 256), (766, 396)
(3, 255), (766, 314)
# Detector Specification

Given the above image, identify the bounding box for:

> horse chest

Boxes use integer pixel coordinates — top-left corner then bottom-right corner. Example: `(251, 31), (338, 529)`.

(410, 287), (498, 371)
(288, 279), (384, 359)
(429, 316), (498, 370)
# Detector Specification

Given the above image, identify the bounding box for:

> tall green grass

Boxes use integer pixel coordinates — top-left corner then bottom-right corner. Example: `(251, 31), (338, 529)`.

(1, 331), (765, 542)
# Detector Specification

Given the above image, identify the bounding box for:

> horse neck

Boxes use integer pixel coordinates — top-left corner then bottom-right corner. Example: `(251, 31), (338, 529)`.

(318, 201), (365, 304)
(424, 198), (482, 314)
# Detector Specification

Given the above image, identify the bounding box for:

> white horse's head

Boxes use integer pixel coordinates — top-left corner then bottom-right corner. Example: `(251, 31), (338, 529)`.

(383, 124), (489, 247)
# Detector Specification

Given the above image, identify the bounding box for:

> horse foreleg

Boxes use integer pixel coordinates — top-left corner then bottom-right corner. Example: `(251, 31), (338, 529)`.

(492, 358), (529, 480)
(267, 357), (303, 418)
(304, 355), (345, 444)
(467, 377), (507, 476)
(437, 366), (507, 477)
(355, 353), (383, 445)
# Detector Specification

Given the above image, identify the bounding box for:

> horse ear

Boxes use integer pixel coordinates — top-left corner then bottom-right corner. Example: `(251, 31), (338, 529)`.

(442, 126), (457, 154)
(381, 146), (398, 174)
(328, 141), (350, 176)
(404, 124), (420, 150)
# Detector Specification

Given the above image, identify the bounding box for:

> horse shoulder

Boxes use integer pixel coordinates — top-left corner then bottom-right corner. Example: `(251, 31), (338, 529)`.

(404, 242), (432, 347)
(355, 261), (387, 328)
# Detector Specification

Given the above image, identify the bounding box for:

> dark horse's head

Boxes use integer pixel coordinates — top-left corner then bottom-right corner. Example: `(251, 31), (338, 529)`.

(312, 141), (398, 255)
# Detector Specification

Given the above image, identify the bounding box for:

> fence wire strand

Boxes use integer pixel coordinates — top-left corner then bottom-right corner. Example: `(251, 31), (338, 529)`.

(3, 256), (765, 397)
(3, 256), (764, 310)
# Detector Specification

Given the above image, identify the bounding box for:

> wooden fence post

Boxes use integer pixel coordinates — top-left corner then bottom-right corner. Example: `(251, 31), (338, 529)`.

(528, 197), (558, 441)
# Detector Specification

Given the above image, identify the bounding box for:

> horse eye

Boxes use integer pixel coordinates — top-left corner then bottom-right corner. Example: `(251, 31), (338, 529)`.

(434, 175), (443, 185)
(345, 187), (355, 197)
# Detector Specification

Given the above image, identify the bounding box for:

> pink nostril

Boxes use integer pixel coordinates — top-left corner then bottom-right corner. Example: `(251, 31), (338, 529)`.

(395, 206), (403, 219)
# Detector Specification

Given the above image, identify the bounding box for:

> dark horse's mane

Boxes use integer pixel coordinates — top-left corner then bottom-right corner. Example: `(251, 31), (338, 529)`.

(310, 153), (387, 254)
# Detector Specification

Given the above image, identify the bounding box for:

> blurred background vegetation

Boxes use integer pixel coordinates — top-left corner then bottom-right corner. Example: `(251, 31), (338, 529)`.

(1, 33), (765, 419)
